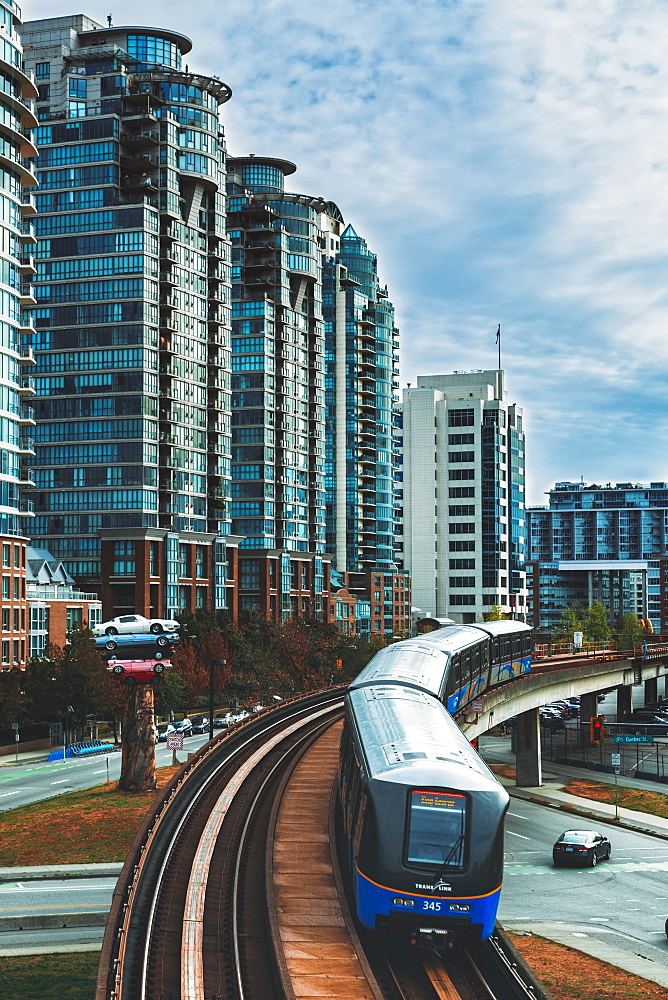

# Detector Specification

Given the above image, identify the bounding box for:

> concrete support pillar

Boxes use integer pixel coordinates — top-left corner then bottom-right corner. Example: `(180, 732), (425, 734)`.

(645, 677), (658, 705)
(616, 685), (632, 719)
(515, 708), (542, 787)
(579, 692), (598, 725)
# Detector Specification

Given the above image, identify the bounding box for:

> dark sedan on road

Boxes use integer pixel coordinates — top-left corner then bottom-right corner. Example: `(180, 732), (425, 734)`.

(553, 830), (611, 867)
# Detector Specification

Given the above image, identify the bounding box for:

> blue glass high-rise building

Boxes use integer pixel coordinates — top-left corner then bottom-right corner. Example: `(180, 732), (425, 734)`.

(22, 15), (236, 620)
(0, 0), (39, 667)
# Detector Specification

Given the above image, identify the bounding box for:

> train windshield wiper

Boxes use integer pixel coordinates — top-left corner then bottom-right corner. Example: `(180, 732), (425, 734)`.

(436, 833), (464, 872)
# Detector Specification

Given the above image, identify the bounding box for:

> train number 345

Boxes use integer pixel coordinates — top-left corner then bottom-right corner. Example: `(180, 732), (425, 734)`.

(421, 900), (442, 911)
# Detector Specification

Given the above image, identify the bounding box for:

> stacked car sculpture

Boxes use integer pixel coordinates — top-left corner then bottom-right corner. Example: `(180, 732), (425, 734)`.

(93, 614), (180, 685)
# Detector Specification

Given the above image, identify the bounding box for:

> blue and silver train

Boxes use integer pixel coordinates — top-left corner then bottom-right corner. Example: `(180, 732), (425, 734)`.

(350, 620), (533, 714)
(338, 621), (532, 941)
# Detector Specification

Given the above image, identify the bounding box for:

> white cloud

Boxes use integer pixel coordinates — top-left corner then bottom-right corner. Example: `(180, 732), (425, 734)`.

(26, 0), (668, 499)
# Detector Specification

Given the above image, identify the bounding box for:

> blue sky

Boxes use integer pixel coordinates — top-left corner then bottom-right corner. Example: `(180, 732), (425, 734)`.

(27, 0), (668, 503)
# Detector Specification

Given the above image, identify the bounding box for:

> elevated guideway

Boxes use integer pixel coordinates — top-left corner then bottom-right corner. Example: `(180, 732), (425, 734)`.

(456, 644), (668, 787)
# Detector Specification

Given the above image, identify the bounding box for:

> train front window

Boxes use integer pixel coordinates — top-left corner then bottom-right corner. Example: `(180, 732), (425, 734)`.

(406, 790), (467, 869)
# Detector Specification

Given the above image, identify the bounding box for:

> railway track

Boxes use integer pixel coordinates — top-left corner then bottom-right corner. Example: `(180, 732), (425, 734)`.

(96, 688), (346, 1000)
(97, 691), (553, 1000)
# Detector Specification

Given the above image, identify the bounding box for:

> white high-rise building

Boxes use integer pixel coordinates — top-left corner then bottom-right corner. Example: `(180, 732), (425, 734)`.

(399, 370), (526, 624)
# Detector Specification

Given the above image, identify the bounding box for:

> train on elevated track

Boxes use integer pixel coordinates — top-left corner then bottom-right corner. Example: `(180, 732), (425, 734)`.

(338, 620), (532, 943)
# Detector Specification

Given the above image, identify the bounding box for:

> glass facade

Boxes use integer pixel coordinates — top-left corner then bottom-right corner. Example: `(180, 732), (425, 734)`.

(23, 15), (233, 617)
(323, 225), (399, 579)
(528, 481), (668, 633)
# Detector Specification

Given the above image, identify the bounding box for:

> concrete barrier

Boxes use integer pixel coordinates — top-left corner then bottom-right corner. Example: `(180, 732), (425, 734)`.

(0, 911), (109, 931)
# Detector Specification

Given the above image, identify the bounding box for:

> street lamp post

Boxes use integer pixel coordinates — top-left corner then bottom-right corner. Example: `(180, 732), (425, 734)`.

(209, 659), (226, 742)
(62, 633), (89, 760)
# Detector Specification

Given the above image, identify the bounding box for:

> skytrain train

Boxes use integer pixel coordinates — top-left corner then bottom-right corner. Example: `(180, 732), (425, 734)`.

(338, 621), (532, 941)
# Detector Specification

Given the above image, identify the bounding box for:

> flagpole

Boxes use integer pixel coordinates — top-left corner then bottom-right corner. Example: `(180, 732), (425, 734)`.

(496, 324), (501, 369)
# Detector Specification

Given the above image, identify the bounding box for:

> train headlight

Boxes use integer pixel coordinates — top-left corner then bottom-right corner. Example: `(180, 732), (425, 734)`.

(449, 903), (470, 912)
(392, 897), (415, 907)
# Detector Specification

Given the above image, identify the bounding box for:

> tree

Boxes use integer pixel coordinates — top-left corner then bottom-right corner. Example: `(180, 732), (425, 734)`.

(582, 602), (610, 643)
(616, 613), (644, 652)
(483, 605), (508, 622)
(555, 605), (584, 642)
(170, 630), (232, 707)
(118, 683), (157, 792)
(0, 669), (24, 728)
(22, 632), (109, 737)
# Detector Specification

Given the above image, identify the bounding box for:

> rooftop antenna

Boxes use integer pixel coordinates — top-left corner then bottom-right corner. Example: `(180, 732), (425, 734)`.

(107, 14), (113, 28)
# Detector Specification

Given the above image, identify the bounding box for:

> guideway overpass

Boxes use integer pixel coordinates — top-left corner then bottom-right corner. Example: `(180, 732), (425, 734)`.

(456, 644), (668, 788)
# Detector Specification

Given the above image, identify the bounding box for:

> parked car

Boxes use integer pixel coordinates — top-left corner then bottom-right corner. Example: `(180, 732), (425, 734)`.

(553, 830), (611, 867)
(190, 715), (210, 734)
(107, 658), (167, 685)
(620, 714), (668, 735)
(156, 723), (170, 742)
(94, 633), (179, 659)
(169, 717), (192, 738)
(93, 614), (180, 636)
(213, 712), (235, 729)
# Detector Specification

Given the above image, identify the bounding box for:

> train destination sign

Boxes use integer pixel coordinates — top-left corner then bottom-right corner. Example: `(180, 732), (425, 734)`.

(613, 735), (654, 744)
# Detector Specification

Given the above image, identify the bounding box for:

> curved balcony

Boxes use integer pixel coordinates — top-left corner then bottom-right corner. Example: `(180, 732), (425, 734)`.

(0, 148), (36, 187)
(0, 54), (37, 100)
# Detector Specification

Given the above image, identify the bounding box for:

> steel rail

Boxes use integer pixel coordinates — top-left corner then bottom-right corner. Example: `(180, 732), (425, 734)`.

(181, 703), (341, 1000)
(232, 718), (336, 1000)
(97, 688), (346, 1000)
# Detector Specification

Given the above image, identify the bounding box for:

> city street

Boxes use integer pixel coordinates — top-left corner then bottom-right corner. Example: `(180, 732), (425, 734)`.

(0, 734), (212, 812)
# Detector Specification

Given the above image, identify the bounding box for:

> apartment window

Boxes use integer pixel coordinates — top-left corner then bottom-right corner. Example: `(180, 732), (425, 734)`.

(450, 577), (475, 588)
(449, 505), (475, 516)
(37, 83), (50, 101)
(449, 541), (475, 552)
(448, 409), (475, 427)
(13, 545), (20, 568)
(36, 62), (51, 78)
(196, 545), (206, 578)
(196, 586), (207, 608)
(13, 577), (19, 600)
(1, 608), (8, 631)
(449, 451), (475, 463)
(450, 595), (476, 605)
(449, 469), (475, 480)
(450, 559), (475, 569)
(2, 577), (9, 600)
(1, 545), (8, 568)
(1, 640), (8, 664)
(448, 434), (474, 445)
(66, 607), (82, 632)
(449, 523), (475, 534)
(13, 640), (19, 664)
(449, 487), (475, 498)
(12, 608), (18, 631)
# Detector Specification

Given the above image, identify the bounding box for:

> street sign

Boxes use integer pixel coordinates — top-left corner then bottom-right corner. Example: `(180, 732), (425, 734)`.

(472, 699), (484, 713)
(166, 734), (183, 750)
(614, 765), (621, 774)
(614, 735), (654, 744)
(611, 753), (621, 765)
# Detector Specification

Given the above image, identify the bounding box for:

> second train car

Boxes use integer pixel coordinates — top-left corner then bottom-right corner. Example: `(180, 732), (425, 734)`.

(349, 620), (533, 714)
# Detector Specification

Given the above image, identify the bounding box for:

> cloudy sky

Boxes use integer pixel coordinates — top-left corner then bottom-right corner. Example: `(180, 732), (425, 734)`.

(27, 0), (668, 503)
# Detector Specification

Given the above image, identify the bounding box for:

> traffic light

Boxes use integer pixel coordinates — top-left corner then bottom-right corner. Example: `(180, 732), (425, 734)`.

(589, 716), (605, 744)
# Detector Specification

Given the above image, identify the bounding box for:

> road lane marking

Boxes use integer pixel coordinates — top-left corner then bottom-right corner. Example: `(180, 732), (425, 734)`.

(0, 791), (19, 797)
(506, 860), (668, 874)
(507, 812), (528, 819)
(0, 903), (111, 911)
(507, 831), (530, 840)
(0, 885), (116, 893)
(51, 779), (69, 784)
